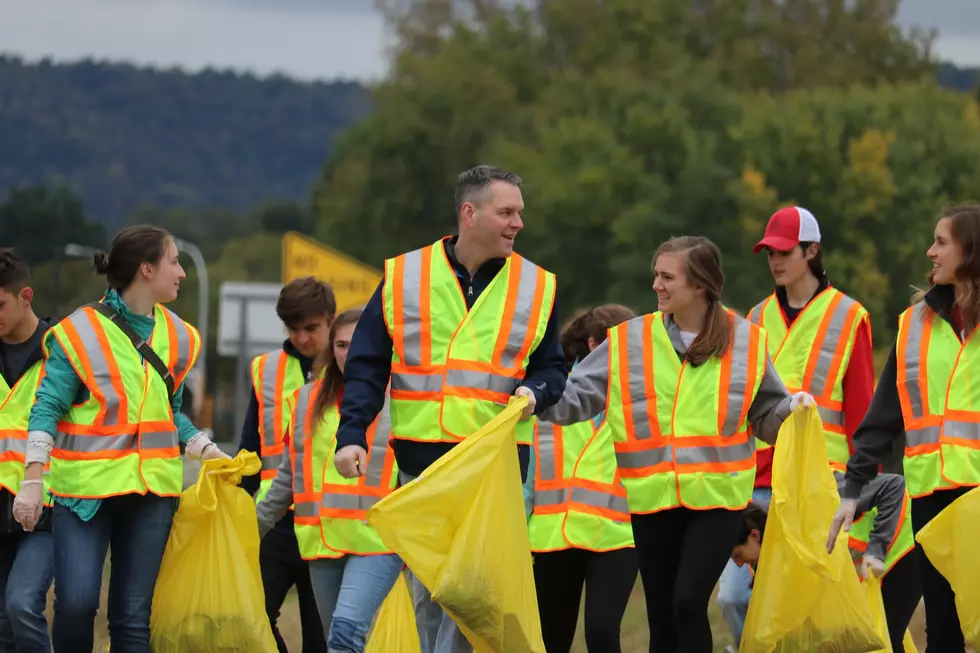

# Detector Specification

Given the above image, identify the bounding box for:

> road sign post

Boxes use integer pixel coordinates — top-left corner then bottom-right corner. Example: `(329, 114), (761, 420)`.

(281, 232), (382, 312)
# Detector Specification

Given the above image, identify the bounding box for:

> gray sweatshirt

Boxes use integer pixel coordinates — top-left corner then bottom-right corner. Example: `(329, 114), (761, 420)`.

(834, 470), (907, 563)
(540, 314), (793, 446)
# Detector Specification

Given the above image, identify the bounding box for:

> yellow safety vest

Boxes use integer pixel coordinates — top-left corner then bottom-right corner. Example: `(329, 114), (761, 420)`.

(251, 350), (305, 504)
(847, 487), (916, 577)
(44, 304), (200, 499)
(747, 288), (868, 471)
(896, 301), (980, 497)
(529, 419), (632, 552)
(288, 381), (399, 560)
(381, 240), (556, 445)
(0, 361), (53, 506)
(606, 311), (766, 513)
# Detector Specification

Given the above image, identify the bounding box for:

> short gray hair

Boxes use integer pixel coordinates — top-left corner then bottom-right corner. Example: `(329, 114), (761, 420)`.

(455, 165), (522, 215)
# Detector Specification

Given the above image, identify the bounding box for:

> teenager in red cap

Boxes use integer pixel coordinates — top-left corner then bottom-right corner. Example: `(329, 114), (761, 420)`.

(716, 206), (877, 651)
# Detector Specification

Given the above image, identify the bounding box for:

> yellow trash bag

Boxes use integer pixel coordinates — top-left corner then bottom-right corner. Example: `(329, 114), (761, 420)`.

(742, 406), (883, 653)
(916, 484), (980, 651)
(367, 397), (545, 653)
(149, 451), (277, 653)
(862, 574), (919, 653)
(366, 571), (422, 653)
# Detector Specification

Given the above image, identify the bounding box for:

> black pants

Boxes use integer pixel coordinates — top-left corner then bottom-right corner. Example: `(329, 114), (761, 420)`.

(881, 549), (923, 652)
(260, 521), (327, 653)
(533, 547), (638, 652)
(631, 507), (742, 653)
(911, 487), (971, 653)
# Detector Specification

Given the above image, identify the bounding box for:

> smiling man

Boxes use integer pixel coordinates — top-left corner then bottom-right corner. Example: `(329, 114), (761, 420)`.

(237, 276), (336, 653)
(332, 165), (567, 653)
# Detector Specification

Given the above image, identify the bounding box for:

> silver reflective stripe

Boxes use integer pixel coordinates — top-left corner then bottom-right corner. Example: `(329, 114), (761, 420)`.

(444, 369), (518, 395)
(162, 307), (195, 382)
(68, 312), (125, 427)
(536, 422), (557, 482)
(396, 247), (426, 367)
(260, 352), (286, 449)
(819, 406), (844, 427)
(901, 303), (929, 420)
(808, 294), (858, 399)
(623, 318), (654, 440)
(263, 453), (284, 471)
(321, 493), (382, 511)
(615, 446), (672, 470)
(54, 431), (176, 453)
(616, 441), (754, 469)
(906, 425), (941, 448)
(291, 384), (314, 499)
(391, 373), (442, 392)
(748, 299), (767, 327)
(497, 257), (541, 368)
(295, 502), (318, 517)
(532, 487), (630, 514)
(364, 397), (392, 487)
(940, 420), (980, 442)
(0, 438), (26, 457)
(721, 319), (752, 437)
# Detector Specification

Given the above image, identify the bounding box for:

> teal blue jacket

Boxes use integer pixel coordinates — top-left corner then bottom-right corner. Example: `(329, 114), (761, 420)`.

(28, 289), (199, 521)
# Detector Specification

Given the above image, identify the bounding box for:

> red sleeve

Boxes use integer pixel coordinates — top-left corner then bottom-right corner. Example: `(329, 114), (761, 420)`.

(842, 319), (875, 456)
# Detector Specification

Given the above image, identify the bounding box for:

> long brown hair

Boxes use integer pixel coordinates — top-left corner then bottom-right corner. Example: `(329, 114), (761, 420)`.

(312, 308), (362, 423)
(653, 236), (732, 365)
(560, 304), (636, 371)
(913, 204), (980, 331)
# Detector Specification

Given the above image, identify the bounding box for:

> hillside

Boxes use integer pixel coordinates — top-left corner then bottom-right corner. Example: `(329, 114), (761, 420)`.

(0, 56), (977, 227)
(0, 55), (369, 225)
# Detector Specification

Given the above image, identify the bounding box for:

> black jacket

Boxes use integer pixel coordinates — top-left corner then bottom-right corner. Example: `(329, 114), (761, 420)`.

(0, 318), (52, 533)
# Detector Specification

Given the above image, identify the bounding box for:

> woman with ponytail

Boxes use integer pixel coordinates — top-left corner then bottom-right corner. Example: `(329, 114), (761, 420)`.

(256, 309), (403, 652)
(528, 304), (638, 652)
(540, 236), (812, 653)
(14, 226), (226, 652)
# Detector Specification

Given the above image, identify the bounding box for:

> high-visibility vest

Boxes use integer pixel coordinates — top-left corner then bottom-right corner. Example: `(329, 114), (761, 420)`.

(606, 311), (767, 513)
(846, 487), (916, 577)
(529, 419), (632, 552)
(43, 304), (200, 499)
(0, 361), (53, 507)
(381, 240), (556, 445)
(747, 288), (868, 471)
(896, 301), (980, 497)
(251, 350), (305, 504)
(288, 381), (398, 560)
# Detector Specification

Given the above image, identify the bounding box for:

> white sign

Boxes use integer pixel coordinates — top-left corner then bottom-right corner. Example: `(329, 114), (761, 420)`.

(217, 282), (285, 358)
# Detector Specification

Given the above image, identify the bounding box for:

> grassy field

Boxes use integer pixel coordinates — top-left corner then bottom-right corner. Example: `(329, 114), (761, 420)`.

(63, 579), (930, 652)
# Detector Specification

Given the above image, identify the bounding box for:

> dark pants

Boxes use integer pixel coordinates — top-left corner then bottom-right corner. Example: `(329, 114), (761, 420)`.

(881, 549), (923, 653)
(260, 522), (327, 653)
(533, 547), (638, 653)
(631, 507), (743, 653)
(0, 531), (53, 653)
(52, 494), (176, 653)
(911, 487), (971, 653)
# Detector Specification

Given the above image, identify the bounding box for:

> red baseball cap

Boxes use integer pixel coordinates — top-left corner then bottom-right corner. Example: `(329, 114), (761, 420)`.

(753, 206), (821, 254)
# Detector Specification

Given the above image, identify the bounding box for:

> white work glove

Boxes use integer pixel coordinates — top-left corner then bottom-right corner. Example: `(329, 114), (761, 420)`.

(859, 555), (885, 579)
(335, 445), (367, 479)
(789, 391), (815, 412)
(826, 497), (859, 553)
(13, 479), (44, 532)
(185, 432), (231, 461)
(513, 386), (536, 421)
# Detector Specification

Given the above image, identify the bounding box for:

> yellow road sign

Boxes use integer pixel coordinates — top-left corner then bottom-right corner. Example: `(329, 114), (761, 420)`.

(281, 232), (382, 312)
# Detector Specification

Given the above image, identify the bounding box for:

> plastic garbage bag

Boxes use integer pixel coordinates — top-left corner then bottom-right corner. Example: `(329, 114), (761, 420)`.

(150, 451), (277, 653)
(915, 484), (980, 651)
(742, 406), (883, 653)
(366, 570), (421, 653)
(367, 397), (545, 653)
(862, 574), (919, 653)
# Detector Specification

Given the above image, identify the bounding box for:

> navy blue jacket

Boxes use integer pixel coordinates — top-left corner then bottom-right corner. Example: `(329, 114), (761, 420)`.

(336, 236), (567, 481)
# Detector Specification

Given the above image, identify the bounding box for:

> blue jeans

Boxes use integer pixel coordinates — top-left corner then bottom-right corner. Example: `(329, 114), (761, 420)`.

(51, 494), (176, 653)
(309, 553), (403, 653)
(717, 487), (772, 651)
(0, 532), (53, 653)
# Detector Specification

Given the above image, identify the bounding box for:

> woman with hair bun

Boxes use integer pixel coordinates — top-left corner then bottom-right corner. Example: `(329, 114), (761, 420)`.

(13, 225), (226, 652)
(528, 303), (639, 652)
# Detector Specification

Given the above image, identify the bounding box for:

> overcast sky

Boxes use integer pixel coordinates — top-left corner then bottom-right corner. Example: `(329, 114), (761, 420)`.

(1, 0), (977, 83)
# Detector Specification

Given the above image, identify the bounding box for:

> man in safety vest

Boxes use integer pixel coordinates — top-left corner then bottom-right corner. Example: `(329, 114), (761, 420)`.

(237, 276), (336, 653)
(0, 249), (54, 652)
(334, 165), (568, 653)
(718, 206), (877, 651)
